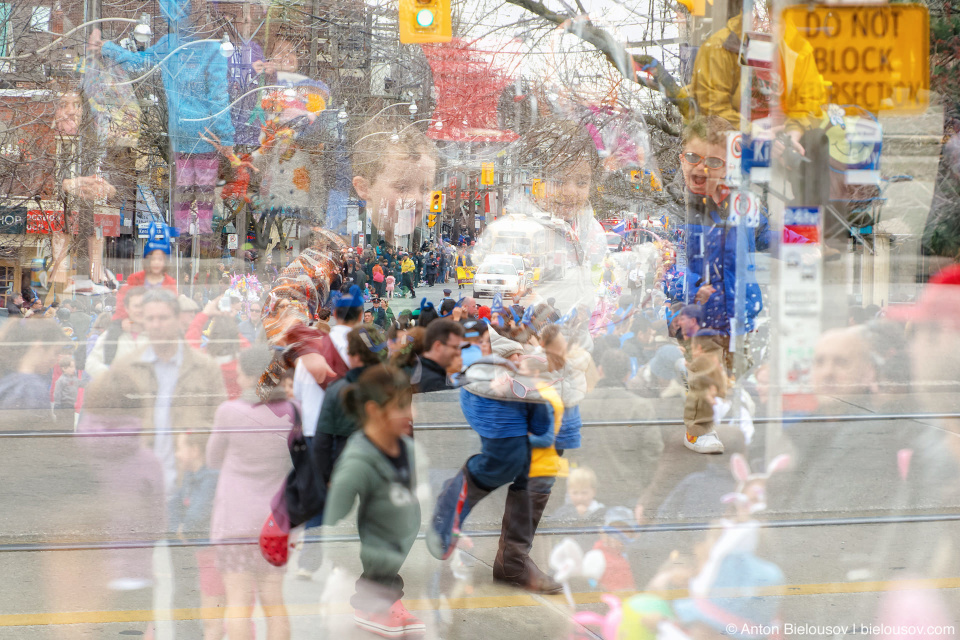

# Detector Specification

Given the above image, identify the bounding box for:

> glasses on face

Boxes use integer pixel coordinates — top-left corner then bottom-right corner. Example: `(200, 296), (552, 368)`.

(682, 152), (725, 169)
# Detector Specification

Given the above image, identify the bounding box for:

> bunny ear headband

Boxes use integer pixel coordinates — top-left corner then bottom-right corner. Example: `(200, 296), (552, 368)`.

(730, 453), (791, 490)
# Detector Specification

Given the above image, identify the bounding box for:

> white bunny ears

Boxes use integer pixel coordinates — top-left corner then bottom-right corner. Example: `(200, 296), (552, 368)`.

(549, 538), (607, 607)
(722, 453), (792, 515)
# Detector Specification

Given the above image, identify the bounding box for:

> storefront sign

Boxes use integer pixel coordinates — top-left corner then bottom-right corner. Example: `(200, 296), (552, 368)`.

(0, 206), (26, 234)
(27, 210), (66, 234)
(94, 213), (121, 237)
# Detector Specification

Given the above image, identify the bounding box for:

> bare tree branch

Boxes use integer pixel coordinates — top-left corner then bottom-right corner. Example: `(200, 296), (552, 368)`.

(503, 0), (693, 119)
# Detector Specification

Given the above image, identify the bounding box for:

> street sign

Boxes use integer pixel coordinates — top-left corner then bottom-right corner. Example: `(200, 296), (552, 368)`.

(778, 206), (823, 413)
(729, 191), (761, 228)
(725, 131), (742, 186)
(782, 4), (929, 114)
(227, 233), (238, 250)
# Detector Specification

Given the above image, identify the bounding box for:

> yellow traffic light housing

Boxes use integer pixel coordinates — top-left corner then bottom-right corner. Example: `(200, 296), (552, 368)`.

(399, 0), (452, 44)
(650, 172), (663, 192)
(480, 162), (494, 186)
(427, 214), (438, 228)
(629, 170), (641, 190)
(429, 190), (443, 213)
(531, 178), (545, 199)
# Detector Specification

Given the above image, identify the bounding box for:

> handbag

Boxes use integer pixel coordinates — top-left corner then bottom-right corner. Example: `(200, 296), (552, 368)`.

(270, 403), (326, 530)
(261, 402), (325, 567)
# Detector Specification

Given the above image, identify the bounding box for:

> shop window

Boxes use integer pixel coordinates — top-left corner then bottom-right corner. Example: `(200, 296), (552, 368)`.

(0, 264), (13, 307)
(28, 5), (49, 32)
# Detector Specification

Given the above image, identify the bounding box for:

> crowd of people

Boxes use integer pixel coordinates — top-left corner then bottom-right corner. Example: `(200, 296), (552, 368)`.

(2, 112), (958, 640)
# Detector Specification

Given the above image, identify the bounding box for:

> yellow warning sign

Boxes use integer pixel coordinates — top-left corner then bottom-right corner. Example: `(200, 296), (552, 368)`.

(782, 4), (929, 114)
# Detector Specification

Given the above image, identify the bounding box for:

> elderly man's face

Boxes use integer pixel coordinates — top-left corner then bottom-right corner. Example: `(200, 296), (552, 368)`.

(812, 328), (876, 396)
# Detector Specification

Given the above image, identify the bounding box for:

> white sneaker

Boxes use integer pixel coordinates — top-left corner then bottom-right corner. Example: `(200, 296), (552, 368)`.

(684, 431), (725, 454)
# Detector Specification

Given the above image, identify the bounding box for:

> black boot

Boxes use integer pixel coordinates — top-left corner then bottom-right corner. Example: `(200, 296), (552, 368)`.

(492, 488), (562, 594)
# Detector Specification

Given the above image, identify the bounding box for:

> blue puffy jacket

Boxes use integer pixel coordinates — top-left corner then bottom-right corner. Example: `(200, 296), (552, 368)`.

(678, 199), (763, 334)
(555, 404), (582, 450)
(459, 388), (553, 440)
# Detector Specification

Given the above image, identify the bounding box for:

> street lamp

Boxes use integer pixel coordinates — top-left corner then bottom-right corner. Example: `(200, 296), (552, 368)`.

(409, 103), (418, 117)
(133, 15), (153, 44)
(367, 102), (418, 120)
(218, 34), (235, 59)
(337, 109), (349, 124)
(181, 85), (301, 122)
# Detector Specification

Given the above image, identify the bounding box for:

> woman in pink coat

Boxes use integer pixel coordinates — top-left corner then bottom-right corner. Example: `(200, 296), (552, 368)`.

(207, 347), (295, 640)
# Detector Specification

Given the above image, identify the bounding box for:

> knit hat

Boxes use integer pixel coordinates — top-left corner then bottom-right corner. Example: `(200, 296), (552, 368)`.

(336, 284), (364, 309)
(178, 294), (200, 313)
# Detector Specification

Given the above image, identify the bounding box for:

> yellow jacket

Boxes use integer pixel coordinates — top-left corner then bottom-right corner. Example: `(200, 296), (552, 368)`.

(688, 14), (825, 130)
(529, 382), (570, 479)
(401, 257), (415, 274)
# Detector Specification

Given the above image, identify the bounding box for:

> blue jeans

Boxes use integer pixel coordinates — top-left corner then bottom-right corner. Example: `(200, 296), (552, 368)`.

(467, 435), (530, 492)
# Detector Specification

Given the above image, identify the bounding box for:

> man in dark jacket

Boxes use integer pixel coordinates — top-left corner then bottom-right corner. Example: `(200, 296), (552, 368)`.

(369, 298), (387, 329)
(313, 324), (387, 484)
(412, 319), (463, 393)
(424, 252), (438, 287)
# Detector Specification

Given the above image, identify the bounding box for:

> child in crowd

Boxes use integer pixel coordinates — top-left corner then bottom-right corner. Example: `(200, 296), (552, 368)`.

(53, 355), (84, 429)
(683, 336), (728, 454)
(322, 365), (424, 638)
(169, 431), (224, 640)
(551, 467), (605, 522)
(207, 347), (294, 640)
(593, 506), (638, 591)
(385, 273), (396, 299)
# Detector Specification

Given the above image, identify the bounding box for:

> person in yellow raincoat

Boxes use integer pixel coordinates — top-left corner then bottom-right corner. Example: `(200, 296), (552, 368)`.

(687, 11), (825, 142)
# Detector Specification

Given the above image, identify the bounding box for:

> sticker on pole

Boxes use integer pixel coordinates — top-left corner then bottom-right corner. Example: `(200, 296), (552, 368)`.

(782, 4), (929, 115)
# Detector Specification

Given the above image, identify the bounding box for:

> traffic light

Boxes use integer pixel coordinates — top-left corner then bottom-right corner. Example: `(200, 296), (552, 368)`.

(629, 170), (641, 190)
(531, 178), (545, 199)
(427, 214), (438, 228)
(429, 190), (443, 213)
(650, 172), (663, 192)
(399, 0), (452, 44)
(480, 162), (494, 186)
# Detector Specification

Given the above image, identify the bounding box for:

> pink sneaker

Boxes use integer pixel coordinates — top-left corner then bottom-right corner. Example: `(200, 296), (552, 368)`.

(354, 600), (425, 638)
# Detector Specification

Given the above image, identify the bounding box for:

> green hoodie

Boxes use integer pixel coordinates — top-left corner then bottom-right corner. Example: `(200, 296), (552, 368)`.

(324, 432), (420, 578)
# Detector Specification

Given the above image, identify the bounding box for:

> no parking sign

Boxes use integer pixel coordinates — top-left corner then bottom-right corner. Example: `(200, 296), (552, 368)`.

(728, 190), (760, 228)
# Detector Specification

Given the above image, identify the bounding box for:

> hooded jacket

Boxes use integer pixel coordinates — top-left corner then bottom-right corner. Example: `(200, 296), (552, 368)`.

(323, 433), (420, 576)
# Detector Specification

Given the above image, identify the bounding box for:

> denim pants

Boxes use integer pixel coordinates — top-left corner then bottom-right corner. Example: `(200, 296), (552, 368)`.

(466, 435), (530, 492)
